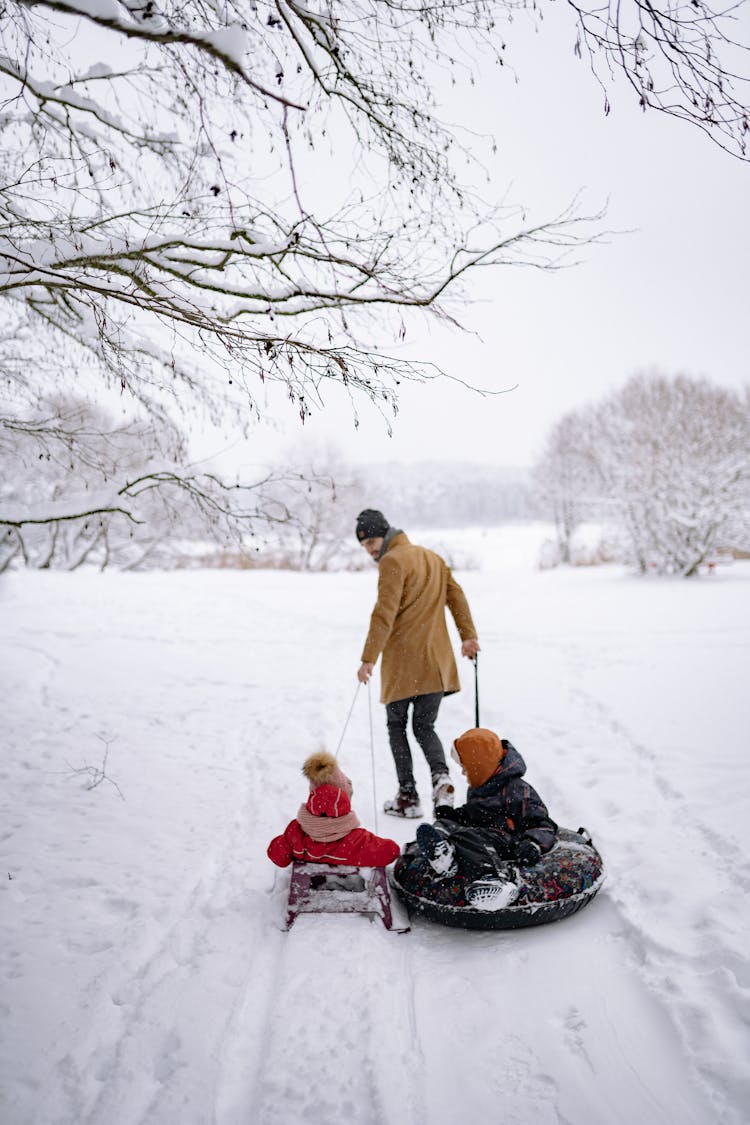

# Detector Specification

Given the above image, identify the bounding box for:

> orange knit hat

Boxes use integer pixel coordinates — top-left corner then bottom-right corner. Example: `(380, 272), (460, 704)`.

(452, 728), (507, 789)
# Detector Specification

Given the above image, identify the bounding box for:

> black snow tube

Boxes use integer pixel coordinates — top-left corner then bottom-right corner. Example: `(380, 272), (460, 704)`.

(390, 827), (604, 931)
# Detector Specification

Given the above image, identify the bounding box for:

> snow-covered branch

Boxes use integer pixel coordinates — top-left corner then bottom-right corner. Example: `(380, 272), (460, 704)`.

(0, 393), (356, 569)
(3, 0), (745, 438)
(2, 0), (748, 554)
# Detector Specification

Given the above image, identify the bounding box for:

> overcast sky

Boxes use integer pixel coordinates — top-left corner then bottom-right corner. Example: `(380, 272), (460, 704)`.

(202, 6), (749, 474)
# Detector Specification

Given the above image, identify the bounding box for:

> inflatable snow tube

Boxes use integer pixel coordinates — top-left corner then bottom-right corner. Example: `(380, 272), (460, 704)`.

(391, 827), (604, 931)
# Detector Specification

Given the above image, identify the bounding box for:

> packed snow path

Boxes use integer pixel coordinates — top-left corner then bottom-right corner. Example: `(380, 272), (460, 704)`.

(2, 528), (749, 1125)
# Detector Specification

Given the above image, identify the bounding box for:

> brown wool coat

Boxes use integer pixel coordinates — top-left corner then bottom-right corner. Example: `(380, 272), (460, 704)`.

(361, 532), (477, 705)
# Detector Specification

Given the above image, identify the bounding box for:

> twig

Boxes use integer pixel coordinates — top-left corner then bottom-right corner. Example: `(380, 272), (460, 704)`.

(65, 734), (125, 799)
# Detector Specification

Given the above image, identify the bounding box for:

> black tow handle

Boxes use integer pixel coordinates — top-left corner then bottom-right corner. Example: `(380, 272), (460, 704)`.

(474, 652), (480, 728)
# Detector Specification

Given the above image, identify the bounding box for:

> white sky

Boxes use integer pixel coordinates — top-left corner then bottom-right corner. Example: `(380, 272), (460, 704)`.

(209, 6), (749, 474)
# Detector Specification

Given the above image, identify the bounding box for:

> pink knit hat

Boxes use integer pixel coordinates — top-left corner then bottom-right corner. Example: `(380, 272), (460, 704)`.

(301, 750), (353, 798)
(297, 752), (359, 842)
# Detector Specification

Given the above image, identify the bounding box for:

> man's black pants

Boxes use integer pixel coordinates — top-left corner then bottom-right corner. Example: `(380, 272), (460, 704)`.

(385, 691), (448, 790)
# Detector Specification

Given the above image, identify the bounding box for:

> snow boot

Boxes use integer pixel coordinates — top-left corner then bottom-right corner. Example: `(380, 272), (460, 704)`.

(383, 786), (423, 819)
(466, 873), (520, 911)
(431, 772), (455, 814)
(416, 823), (458, 878)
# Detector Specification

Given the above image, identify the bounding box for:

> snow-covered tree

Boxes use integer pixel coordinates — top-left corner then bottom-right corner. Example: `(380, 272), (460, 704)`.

(2, 1), (748, 421)
(531, 409), (602, 563)
(2, 0), (748, 551)
(534, 374), (750, 576)
(596, 374), (750, 575)
(0, 394), (304, 569)
(0, 0), (593, 441)
(265, 446), (368, 571)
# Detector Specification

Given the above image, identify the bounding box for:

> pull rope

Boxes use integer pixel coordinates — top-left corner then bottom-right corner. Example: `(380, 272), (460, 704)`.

(334, 681), (362, 758)
(333, 678), (378, 832)
(367, 680), (379, 833)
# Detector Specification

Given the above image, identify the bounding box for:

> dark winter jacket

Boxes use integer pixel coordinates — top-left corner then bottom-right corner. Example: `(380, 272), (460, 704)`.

(437, 741), (557, 857)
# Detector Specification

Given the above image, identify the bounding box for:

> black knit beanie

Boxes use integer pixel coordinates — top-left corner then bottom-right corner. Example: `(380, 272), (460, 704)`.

(355, 509), (390, 542)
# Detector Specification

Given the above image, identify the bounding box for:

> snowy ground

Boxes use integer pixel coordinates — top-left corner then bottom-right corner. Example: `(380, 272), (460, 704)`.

(2, 524), (749, 1125)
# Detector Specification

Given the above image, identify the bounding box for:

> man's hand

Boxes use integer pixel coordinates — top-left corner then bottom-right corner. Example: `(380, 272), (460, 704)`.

(358, 662), (375, 683)
(461, 638), (480, 659)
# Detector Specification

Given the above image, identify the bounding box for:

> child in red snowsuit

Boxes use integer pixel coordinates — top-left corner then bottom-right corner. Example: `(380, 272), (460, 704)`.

(267, 751), (400, 868)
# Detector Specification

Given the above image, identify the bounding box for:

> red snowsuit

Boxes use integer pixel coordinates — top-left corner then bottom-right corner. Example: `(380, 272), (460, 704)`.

(267, 783), (400, 867)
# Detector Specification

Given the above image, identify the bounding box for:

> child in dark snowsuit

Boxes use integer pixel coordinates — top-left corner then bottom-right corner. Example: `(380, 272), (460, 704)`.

(267, 750), (400, 868)
(415, 728), (557, 902)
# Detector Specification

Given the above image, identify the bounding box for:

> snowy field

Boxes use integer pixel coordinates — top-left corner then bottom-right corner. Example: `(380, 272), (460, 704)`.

(2, 524), (749, 1125)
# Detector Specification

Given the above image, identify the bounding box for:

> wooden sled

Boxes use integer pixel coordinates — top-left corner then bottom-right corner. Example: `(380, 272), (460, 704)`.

(285, 861), (410, 933)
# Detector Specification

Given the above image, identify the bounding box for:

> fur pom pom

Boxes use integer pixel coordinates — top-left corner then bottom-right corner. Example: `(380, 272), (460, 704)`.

(302, 750), (339, 787)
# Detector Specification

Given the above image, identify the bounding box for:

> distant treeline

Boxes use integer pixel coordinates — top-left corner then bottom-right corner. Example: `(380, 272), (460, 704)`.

(367, 462), (532, 527)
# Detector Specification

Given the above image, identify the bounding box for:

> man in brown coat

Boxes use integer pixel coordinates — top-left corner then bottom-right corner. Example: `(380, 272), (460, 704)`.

(355, 509), (480, 818)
